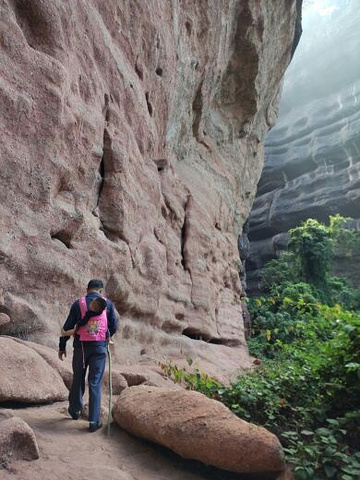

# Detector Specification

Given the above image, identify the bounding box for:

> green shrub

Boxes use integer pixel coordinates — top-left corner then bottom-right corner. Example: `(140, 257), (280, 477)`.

(219, 305), (360, 479)
(160, 215), (360, 479)
(158, 357), (222, 398)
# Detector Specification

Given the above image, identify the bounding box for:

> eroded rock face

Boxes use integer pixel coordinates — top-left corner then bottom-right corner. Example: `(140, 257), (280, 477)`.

(0, 417), (39, 463)
(113, 386), (285, 476)
(247, 0), (360, 294)
(0, 337), (68, 403)
(0, 1), (300, 377)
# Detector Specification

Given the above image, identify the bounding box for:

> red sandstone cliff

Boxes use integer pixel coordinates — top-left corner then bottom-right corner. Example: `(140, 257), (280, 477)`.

(0, 0), (301, 380)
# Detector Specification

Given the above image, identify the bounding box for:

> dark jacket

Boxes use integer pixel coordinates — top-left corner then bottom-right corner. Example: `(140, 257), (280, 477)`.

(59, 292), (118, 351)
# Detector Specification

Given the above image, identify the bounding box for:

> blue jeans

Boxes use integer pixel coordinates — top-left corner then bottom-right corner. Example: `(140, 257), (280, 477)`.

(68, 343), (107, 423)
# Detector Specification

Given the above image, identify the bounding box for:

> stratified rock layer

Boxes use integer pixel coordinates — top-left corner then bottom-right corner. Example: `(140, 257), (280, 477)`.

(247, 0), (360, 294)
(0, 1), (300, 377)
(113, 386), (285, 476)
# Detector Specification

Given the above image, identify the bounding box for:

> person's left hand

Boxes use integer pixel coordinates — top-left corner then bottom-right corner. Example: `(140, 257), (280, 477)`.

(58, 350), (66, 361)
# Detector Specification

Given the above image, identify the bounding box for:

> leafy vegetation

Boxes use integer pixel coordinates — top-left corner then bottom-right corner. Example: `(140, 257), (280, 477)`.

(261, 215), (360, 308)
(243, 216), (360, 479)
(161, 216), (360, 480)
(158, 356), (222, 398)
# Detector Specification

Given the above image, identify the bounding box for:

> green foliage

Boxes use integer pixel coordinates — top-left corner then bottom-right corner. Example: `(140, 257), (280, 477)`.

(158, 356), (222, 398)
(259, 216), (360, 307)
(159, 215), (360, 479)
(283, 423), (360, 480)
(289, 218), (333, 289)
(219, 215), (360, 479)
(247, 282), (321, 357)
(329, 214), (360, 257)
(214, 306), (360, 479)
(159, 305), (360, 478)
(262, 251), (299, 290)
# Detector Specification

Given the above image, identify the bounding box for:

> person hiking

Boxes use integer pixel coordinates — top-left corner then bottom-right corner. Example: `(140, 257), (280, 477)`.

(58, 279), (118, 432)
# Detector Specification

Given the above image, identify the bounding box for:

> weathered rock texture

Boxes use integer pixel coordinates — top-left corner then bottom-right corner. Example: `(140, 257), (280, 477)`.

(246, 0), (360, 294)
(0, 337), (68, 403)
(6, 337), (73, 389)
(0, 313), (10, 327)
(0, 0), (300, 378)
(113, 386), (285, 476)
(0, 417), (39, 463)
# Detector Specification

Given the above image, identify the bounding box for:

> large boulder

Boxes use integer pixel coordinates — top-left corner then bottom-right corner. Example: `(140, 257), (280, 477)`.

(0, 337), (68, 403)
(0, 417), (39, 463)
(6, 337), (73, 390)
(113, 386), (285, 476)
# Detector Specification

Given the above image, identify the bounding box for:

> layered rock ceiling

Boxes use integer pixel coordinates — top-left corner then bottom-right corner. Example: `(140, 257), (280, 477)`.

(247, 0), (360, 294)
(0, 0), (300, 379)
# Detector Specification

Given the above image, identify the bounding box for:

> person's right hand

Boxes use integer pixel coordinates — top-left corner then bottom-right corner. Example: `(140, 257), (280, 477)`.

(58, 350), (66, 361)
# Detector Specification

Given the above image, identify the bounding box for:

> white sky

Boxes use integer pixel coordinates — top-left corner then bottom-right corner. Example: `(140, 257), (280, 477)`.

(304, 0), (339, 16)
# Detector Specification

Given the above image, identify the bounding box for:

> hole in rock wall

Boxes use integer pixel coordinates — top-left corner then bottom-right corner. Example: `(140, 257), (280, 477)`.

(145, 92), (153, 117)
(104, 93), (110, 122)
(51, 231), (72, 249)
(97, 156), (105, 206)
(153, 158), (167, 172)
(135, 62), (143, 80)
(180, 218), (187, 269)
(161, 205), (168, 219)
(155, 67), (163, 77)
(192, 81), (203, 139)
(185, 20), (192, 36)
(97, 127), (111, 211)
(208, 337), (230, 346)
(182, 327), (237, 346)
(180, 196), (191, 270)
(182, 327), (209, 342)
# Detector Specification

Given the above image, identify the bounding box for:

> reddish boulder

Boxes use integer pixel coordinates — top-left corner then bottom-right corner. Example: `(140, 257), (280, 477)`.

(113, 386), (285, 476)
(103, 371), (128, 396)
(0, 417), (39, 463)
(0, 337), (68, 403)
(7, 337), (73, 390)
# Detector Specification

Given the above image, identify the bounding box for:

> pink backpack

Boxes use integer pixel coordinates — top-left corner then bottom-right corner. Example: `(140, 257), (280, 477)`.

(76, 296), (108, 342)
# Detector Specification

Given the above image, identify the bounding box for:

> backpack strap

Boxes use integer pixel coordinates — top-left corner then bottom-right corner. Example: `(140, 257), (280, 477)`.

(78, 296), (87, 319)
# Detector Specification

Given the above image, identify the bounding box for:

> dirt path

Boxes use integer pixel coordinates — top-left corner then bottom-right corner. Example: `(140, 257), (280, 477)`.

(0, 401), (259, 480)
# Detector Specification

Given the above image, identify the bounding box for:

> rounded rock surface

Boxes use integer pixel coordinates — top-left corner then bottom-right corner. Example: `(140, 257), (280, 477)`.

(0, 417), (39, 462)
(0, 337), (68, 403)
(113, 386), (285, 476)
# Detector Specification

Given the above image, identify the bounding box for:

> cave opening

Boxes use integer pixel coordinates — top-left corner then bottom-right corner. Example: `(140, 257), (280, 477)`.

(51, 231), (72, 249)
